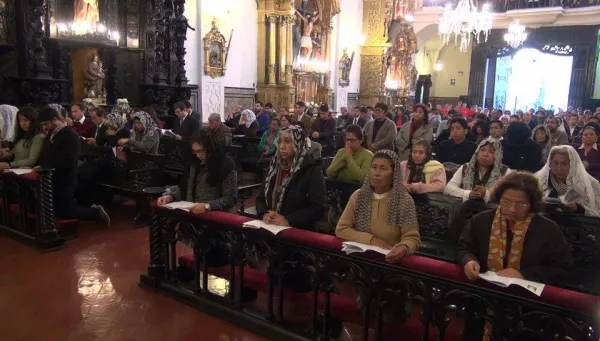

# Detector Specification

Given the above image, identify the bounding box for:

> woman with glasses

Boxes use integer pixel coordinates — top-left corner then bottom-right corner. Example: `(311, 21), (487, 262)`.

(445, 137), (512, 203)
(326, 124), (373, 182)
(534, 145), (600, 217)
(457, 171), (572, 284)
(157, 132), (238, 214)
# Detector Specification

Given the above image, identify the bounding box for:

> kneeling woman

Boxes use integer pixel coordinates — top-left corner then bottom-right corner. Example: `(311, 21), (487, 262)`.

(256, 125), (326, 230)
(336, 150), (421, 263)
(457, 172), (572, 284)
(158, 133), (238, 213)
(445, 137), (511, 203)
(534, 145), (600, 217)
(400, 140), (446, 194)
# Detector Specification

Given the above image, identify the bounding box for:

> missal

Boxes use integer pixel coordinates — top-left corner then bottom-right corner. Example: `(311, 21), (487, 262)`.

(242, 219), (292, 235)
(341, 241), (390, 256)
(163, 201), (196, 212)
(5, 168), (33, 175)
(160, 129), (177, 138)
(478, 271), (545, 296)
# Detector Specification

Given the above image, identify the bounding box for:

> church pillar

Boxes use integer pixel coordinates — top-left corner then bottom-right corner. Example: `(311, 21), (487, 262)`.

(359, 0), (387, 105)
(267, 14), (278, 85)
(285, 15), (294, 87)
(278, 16), (288, 84)
(318, 27), (333, 107)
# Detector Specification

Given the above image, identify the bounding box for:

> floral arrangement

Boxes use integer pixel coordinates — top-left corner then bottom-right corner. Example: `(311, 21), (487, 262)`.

(82, 98), (96, 111)
(112, 98), (131, 119)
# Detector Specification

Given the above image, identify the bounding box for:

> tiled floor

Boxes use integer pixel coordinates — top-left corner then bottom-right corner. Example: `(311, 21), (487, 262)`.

(0, 207), (268, 341)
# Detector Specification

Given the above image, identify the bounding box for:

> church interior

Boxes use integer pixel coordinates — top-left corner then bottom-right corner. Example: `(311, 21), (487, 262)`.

(1, 0), (600, 340)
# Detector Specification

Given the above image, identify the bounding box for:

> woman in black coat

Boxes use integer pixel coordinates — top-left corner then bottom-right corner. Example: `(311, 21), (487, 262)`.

(501, 121), (542, 172)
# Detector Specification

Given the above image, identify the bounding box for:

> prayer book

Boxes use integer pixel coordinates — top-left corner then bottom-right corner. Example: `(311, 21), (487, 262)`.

(163, 201), (196, 212)
(341, 241), (390, 256)
(478, 271), (545, 296)
(160, 129), (177, 138)
(5, 168), (33, 175)
(242, 219), (292, 235)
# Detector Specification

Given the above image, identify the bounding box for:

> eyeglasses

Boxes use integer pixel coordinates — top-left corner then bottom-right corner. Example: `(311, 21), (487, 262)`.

(499, 199), (529, 211)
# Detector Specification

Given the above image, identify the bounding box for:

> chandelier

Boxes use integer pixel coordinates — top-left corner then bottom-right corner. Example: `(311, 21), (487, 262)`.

(438, 0), (493, 53)
(504, 21), (528, 49)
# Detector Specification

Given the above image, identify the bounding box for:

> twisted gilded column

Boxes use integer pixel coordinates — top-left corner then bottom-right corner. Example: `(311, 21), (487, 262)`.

(267, 14), (278, 85)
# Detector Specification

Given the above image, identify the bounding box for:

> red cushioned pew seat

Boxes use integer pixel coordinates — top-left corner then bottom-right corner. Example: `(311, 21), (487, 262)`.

(7, 203), (78, 236)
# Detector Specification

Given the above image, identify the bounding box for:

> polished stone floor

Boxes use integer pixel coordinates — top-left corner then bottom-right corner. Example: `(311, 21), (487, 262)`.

(0, 207), (268, 341)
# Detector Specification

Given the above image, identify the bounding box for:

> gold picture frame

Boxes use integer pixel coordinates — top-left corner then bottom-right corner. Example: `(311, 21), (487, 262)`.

(203, 20), (227, 78)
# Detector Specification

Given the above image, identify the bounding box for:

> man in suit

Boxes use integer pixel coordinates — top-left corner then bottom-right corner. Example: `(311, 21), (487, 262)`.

(38, 106), (110, 225)
(336, 106), (352, 130)
(173, 102), (199, 140)
(207, 113), (232, 146)
(86, 107), (108, 146)
(348, 106), (366, 128)
(293, 101), (313, 135)
(184, 101), (201, 122)
(67, 103), (96, 138)
(363, 102), (397, 151)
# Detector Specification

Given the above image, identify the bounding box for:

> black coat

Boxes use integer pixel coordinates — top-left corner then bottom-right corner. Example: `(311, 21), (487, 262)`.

(39, 126), (81, 201)
(456, 209), (573, 285)
(93, 124), (108, 147)
(256, 155), (326, 231)
(436, 139), (477, 165)
(502, 122), (542, 172)
(173, 115), (200, 140)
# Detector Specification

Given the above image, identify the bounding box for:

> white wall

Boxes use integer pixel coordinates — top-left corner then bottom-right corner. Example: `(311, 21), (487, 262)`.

(184, 0), (199, 85)
(333, 0), (363, 111)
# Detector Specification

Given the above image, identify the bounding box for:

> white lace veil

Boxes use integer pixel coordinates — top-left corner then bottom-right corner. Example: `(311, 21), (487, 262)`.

(535, 145), (600, 217)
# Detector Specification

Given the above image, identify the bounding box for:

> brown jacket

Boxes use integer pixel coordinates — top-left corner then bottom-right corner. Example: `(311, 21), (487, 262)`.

(209, 123), (233, 146)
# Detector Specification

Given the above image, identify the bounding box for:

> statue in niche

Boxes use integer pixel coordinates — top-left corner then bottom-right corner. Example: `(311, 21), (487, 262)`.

(386, 19), (418, 94)
(74, 0), (100, 27)
(338, 48), (353, 87)
(83, 54), (106, 99)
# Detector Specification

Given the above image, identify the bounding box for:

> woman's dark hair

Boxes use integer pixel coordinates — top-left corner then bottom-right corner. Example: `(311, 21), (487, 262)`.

(189, 131), (230, 186)
(345, 124), (365, 147)
(14, 107), (41, 146)
(280, 115), (291, 123)
(448, 117), (468, 129)
(473, 120), (490, 137)
(489, 119), (503, 129)
(491, 171), (543, 213)
(412, 103), (429, 123)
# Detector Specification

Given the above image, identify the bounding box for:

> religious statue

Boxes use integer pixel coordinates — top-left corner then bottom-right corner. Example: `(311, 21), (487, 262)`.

(83, 54), (106, 99)
(295, 9), (320, 59)
(338, 48), (353, 87)
(74, 0), (99, 27)
(386, 19), (418, 94)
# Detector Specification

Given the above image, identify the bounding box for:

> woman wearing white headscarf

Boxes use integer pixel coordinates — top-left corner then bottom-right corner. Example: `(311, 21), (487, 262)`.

(534, 145), (600, 217)
(117, 111), (160, 154)
(0, 105), (18, 142)
(233, 109), (259, 138)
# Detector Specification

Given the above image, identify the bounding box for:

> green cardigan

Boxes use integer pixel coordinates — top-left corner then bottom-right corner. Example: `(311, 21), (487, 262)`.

(326, 147), (373, 182)
(10, 133), (45, 168)
(259, 129), (279, 155)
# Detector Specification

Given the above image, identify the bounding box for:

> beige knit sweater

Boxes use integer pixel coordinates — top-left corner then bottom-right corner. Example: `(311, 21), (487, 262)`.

(335, 190), (421, 253)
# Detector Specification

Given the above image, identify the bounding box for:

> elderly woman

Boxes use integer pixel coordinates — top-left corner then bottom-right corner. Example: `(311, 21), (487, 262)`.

(394, 104), (433, 161)
(234, 109), (259, 138)
(326, 124), (373, 182)
(158, 133), (237, 213)
(256, 125), (326, 230)
(400, 140), (446, 194)
(102, 113), (130, 147)
(445, 137), (512, 203)
(336, 150), (421, 260)
(259, 118), (280, 156)
(117, 111), (160, 154)
(457, 171), (573, 284)
(531, 125), (552, 166)
(534, 145), (600, 217)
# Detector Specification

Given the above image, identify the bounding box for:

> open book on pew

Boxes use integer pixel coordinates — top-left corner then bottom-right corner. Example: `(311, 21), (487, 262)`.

(162, 201), (196, 212)
(160, 129), (178, 138)
(478, 271), (545, 297)
(342, 241), (390, 256)
(242, 220), (292, 235)
(5, 168), (33, 175)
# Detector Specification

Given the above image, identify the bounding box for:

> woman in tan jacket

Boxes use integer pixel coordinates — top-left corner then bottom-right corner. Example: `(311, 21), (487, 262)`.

(335, 149), (421, 264)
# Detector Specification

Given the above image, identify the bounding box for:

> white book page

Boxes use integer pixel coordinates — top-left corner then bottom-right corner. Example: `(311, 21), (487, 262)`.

(5, 168), (33, 175)
(479, 271), (545, 296)
(242, 220), (292, 235)
(163, 201), (196, 212)
(342, 241), (390, 256)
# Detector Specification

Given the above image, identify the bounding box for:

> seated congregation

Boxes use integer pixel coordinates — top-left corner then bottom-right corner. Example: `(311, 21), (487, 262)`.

(1, 100), (600, 340)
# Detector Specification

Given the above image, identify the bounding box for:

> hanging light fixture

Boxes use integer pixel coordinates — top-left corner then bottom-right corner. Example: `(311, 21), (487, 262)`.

(504, 21), (528, 49)
(438, 0), (493, 53)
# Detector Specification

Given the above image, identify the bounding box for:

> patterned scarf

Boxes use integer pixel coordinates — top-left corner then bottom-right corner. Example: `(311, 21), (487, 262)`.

(355, 150), (417, 233)
(531, 125), (552, 165)
(487, 209), (533, 271)
(131, 111), (157, 145)
(407, 141), (432, 184)
(0, 105), (17, 142)
(263, 125), (307, 212)
(105, 113), (126, 131)
(462, 137), (505, 190)
(550, 174), (569, 196)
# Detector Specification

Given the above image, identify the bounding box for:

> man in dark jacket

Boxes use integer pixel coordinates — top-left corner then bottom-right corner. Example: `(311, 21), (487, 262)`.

(311, 104), (336, 150)
(501, 121), (542, 172)
(436, 117), (477, 165)
(173, 102), (200, 140)
(38, 106), (110, 224)
(68, 103), (96, 138)
(184, 101), (201, 122)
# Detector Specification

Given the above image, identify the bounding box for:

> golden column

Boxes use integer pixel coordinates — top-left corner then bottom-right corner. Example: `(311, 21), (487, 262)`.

(317, 27), (333, 107)
(256, 0), (296, 110)
(359, 0), (389, 105)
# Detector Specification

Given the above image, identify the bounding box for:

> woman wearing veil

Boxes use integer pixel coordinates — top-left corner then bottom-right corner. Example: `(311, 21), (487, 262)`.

(535, 145), (600, 217)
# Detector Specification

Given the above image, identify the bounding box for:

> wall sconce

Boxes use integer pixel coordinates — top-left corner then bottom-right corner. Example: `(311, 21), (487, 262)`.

(434, 61), (444, 71)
